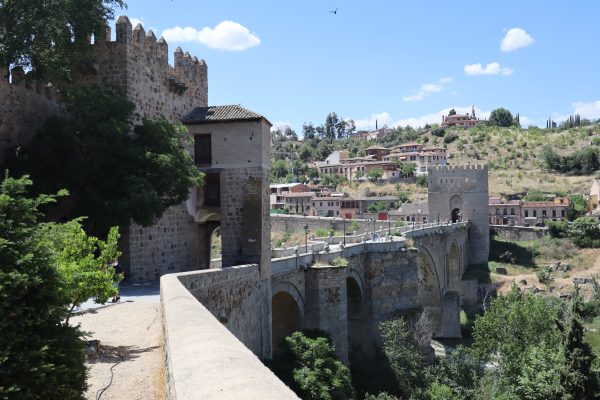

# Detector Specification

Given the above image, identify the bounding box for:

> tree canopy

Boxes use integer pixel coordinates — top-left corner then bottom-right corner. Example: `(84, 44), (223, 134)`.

(6, 85), (203, 235)
(0, 0), (125, 82)
(488, 108), (514, 127)
(0, 175), (87, 399)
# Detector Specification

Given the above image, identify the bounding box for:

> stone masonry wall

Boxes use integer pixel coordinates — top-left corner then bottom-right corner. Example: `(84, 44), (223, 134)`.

(490, 225), (547, 241)
(271, 215), (376, 235)
(81, 17), (208, 281)
(178, 264), (269, 357)
(304, 265), (349, 362)
(0, 77), (62, 159)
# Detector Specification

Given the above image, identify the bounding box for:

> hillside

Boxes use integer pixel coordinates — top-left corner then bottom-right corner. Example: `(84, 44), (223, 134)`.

(272, 121), (600, 199)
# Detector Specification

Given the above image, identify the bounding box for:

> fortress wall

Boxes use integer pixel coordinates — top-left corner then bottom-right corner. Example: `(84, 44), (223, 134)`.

(428, 165), (489, 265)
(490, 225), (547, 241)
(161, 270), (297, 400)
(176, 265), (269, 356)
(80, 17), (209, 281)
(0, 74), (63, 159)
(271, 214), (377, 235)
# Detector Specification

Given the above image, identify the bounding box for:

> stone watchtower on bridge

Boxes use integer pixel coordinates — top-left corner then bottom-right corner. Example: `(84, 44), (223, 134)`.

(427, 165), (489, 265)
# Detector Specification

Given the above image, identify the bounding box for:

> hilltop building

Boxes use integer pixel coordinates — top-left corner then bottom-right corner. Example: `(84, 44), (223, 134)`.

(441, 106), (487, 129)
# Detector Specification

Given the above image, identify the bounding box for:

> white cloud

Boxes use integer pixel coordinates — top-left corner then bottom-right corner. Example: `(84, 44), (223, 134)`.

(271, 121), (293, 133)
(464, 62), (513, 76)
(392, 106), (491, 129)
(501, 27), (535, 52)
(402, 77), (451, 102)
(353, 112), (392, 130)
(162, 21), (260, 51)
(518, 116), (532, 127)
(352, 107), (491, 130)
(572, 101), (600, 120)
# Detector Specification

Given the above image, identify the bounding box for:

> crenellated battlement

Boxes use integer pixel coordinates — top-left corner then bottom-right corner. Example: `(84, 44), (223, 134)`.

(0, 68), (57, 101)
(430, 164), (488, 173)
(84, 16), (207, 90)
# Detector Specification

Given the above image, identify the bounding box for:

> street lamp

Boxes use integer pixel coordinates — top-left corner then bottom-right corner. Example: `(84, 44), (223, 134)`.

(417, 208), (421, 227)
(303, 224), (309, 253)
(437, 212), (440, 225)
(388, 213), (391, 237)
(343, 217), (346, 246)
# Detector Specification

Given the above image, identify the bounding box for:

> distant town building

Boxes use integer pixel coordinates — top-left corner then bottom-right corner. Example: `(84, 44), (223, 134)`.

(488, 196), (569, 226)
(441, 106), (487, 129)
(270, 183), (309, 210)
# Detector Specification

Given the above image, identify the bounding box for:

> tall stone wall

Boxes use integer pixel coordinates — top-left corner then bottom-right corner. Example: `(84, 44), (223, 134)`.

(178, 265), (270, 357)
(81, 16), (208, 280)
(490, 225), (547, 241)
(0, 75), (63, 160)
(271, 215), (377, 235)
(0, 16), (210, 282)
(428, 165), (489, 265)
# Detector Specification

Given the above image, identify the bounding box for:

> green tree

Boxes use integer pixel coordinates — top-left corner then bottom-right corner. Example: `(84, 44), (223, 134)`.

(427, 345), (483, 400)
(415, 175), (428, 188)
(9, 85), (203, 235)
(570, 217), (600, 248)
(488, 108), (514, 127)
(472, 285), (562, 397)
(566, 195), (587, 221)
(43, 220), (122, 325)
(368, 201), (390, 214)
(0, 0), (125, 82)
(271, 331), (354, 400)
(325, 112), (339, 143)
(367, 168), (384, 182)
(523, 189), (546, 201)
(398, 163), (416, 178)
(0, 175), (86, 399)
(556, 293), (599, 399)
(379, 318), (426, 399)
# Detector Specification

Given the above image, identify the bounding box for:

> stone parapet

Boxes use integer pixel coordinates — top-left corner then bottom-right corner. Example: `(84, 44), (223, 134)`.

(161, 270), (298, 399)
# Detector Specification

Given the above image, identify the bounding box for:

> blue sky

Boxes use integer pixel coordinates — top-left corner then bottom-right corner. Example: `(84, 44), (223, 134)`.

(116, 0), (600, 133)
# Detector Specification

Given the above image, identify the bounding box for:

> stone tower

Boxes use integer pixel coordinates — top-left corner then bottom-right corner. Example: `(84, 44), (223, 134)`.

(427, 165), (489, 265)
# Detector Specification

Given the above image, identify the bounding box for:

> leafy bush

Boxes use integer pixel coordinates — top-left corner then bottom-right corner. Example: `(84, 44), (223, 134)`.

(0, 176), (87, 399)
(415, 175), (428, 188)
(545, 219), (569, 238)
(571, 217), (600, 248)
(331, 257), (348, 267)
(315, 228), (329, 237)
(443, 132), (459, 144)
(269, 331), (354, 400)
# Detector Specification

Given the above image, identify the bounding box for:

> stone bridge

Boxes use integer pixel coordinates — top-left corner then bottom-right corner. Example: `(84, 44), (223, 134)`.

(269, 222), (468, 361)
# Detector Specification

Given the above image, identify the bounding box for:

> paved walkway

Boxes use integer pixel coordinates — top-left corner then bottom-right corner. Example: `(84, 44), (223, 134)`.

(74, 281), (160, 313)
(71, 281), (162, 400)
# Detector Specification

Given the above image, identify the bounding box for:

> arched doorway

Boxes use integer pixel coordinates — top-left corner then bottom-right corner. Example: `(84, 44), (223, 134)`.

(210, 227), (222, 268)
(450, 194), (462, 223)
(272, 291), (302, 352)
(451, 208), (462, 223)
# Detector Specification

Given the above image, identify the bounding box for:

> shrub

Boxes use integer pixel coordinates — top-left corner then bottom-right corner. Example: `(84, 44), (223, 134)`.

(443, 132), (459, 144)
(331, 257), (349, 267)
(415, 175), (428, 188)
(315, 228), (329, 237)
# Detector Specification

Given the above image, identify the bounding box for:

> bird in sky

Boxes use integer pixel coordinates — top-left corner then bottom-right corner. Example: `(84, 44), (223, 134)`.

(330, 8), (338, 14)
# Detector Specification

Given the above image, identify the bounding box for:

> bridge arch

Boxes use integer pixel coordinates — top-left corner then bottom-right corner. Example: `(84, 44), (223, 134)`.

(417, 246), (443, 336)
(271, 282), (304, 352)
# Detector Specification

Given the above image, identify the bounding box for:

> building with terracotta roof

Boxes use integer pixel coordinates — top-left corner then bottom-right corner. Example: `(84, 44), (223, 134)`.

(441, 106), (487, 129)
(488, 196), (569, 226)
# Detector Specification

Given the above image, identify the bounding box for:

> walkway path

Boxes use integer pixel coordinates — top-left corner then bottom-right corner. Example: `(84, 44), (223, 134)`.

(71, 282), (162, 400)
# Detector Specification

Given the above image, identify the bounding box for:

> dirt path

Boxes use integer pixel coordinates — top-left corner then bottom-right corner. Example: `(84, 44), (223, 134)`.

(72, 301), (163, 400)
